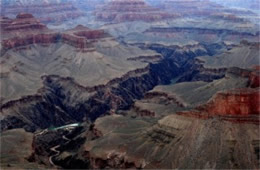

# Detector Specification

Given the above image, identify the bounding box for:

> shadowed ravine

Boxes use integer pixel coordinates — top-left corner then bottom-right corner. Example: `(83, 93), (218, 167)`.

(0, 43), (226, 132)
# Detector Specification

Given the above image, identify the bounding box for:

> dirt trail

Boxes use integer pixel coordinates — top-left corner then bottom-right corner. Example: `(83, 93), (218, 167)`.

(49, 135), (70, 167)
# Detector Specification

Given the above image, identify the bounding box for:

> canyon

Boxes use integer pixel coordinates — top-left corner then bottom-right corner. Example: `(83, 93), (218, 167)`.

(1, 14), (110, 51)
(1, 38), (259, 168)
(0, 0), (259, 169)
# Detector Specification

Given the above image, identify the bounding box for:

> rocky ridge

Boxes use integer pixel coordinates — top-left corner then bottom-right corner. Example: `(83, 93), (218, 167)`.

(94, 0), (179, 23)
(177, 74), (260, 123)
(1, 41), (259, 169)
(46, 113), (259, 169)
(0, 42), (225, 132)
(1, 14), (110, 51)
(1, 2), (84, 24)
(144, 27), (259, 44)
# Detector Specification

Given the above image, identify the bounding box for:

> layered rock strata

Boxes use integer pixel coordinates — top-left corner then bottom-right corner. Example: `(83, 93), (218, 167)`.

(1, 2), (84, 24)
(0, 43), (223, 132)
(94, 0), (178, 23)
(1, 14), (111, 51)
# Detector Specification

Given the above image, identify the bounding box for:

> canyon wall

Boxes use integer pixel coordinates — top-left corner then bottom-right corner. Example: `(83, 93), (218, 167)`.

(94, 0), (178, 22)
(0, 43), (221, 132)
(1, 2), (84, 24)
(1, 14), (110, 51)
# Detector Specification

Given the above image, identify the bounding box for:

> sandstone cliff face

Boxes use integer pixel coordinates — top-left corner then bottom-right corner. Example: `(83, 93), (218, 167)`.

(176, 65), (260, 123)
(1, 13), (48, 33)
(61, 26), (111, 51)
(201, 88), (259, 116)
(1, 14), (111, 51)
(2, 34), (60, 49)
(177, 88), (260, 123)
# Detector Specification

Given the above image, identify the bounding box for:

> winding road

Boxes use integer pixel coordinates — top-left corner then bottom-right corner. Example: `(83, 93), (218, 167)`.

(49, 135), (70, 167)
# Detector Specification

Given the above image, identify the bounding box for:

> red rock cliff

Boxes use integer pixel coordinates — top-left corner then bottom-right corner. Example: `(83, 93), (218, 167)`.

(1, 13), (47, 33)
(200, 88), (259, 116)
(1, 15), (111, 51)
(178, 88), (260, 123)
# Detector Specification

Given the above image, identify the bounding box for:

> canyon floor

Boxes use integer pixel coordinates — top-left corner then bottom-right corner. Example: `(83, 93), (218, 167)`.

(0, 0), (260, 169)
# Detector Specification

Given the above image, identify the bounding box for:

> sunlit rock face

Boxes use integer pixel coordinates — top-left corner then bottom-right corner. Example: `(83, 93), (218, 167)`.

(204, 88), (259, 116)
(176, 88), (260, 125)
(175, 46), (260, 123)
(1, 14), (110, 51)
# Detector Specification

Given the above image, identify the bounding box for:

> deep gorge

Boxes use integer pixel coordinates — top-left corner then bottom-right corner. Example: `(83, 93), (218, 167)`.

(0, 43), (227, 132)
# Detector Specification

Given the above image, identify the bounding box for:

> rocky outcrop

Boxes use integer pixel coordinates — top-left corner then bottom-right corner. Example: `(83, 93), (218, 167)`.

(178, 66), (260, 121)
(1, 14), (111, 51)
(176, 58), (227, 83)
(249, 68), (260, 88)
(201, 88), (259, 116)
(227, 66), (260, 88)
(82, 150), (140, 169)
(61, 26), (111, 51)
(132, 105), (156, 117)
(144, 92), (187, 107)
(145, 27), (257, 42)
(178, 88), (260, 124)
(53, 114), (259, 169)
(2, 33), (60, 49)
(94, 0), (178, 23)
(1, 13), (48, 33)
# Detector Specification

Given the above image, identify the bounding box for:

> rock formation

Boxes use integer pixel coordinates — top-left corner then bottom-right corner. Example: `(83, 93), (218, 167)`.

(44, 114), (259, 169)
(1, 2), (84, 24)
(176, 65), (260, 123)
(1, 14), (111, 51)
(144, 27), (259, 44)
(0, 1), (259, 169)
(94, 0), (178, 23)
(249, 67), (260, 88)
(1, 13), (48, 33)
